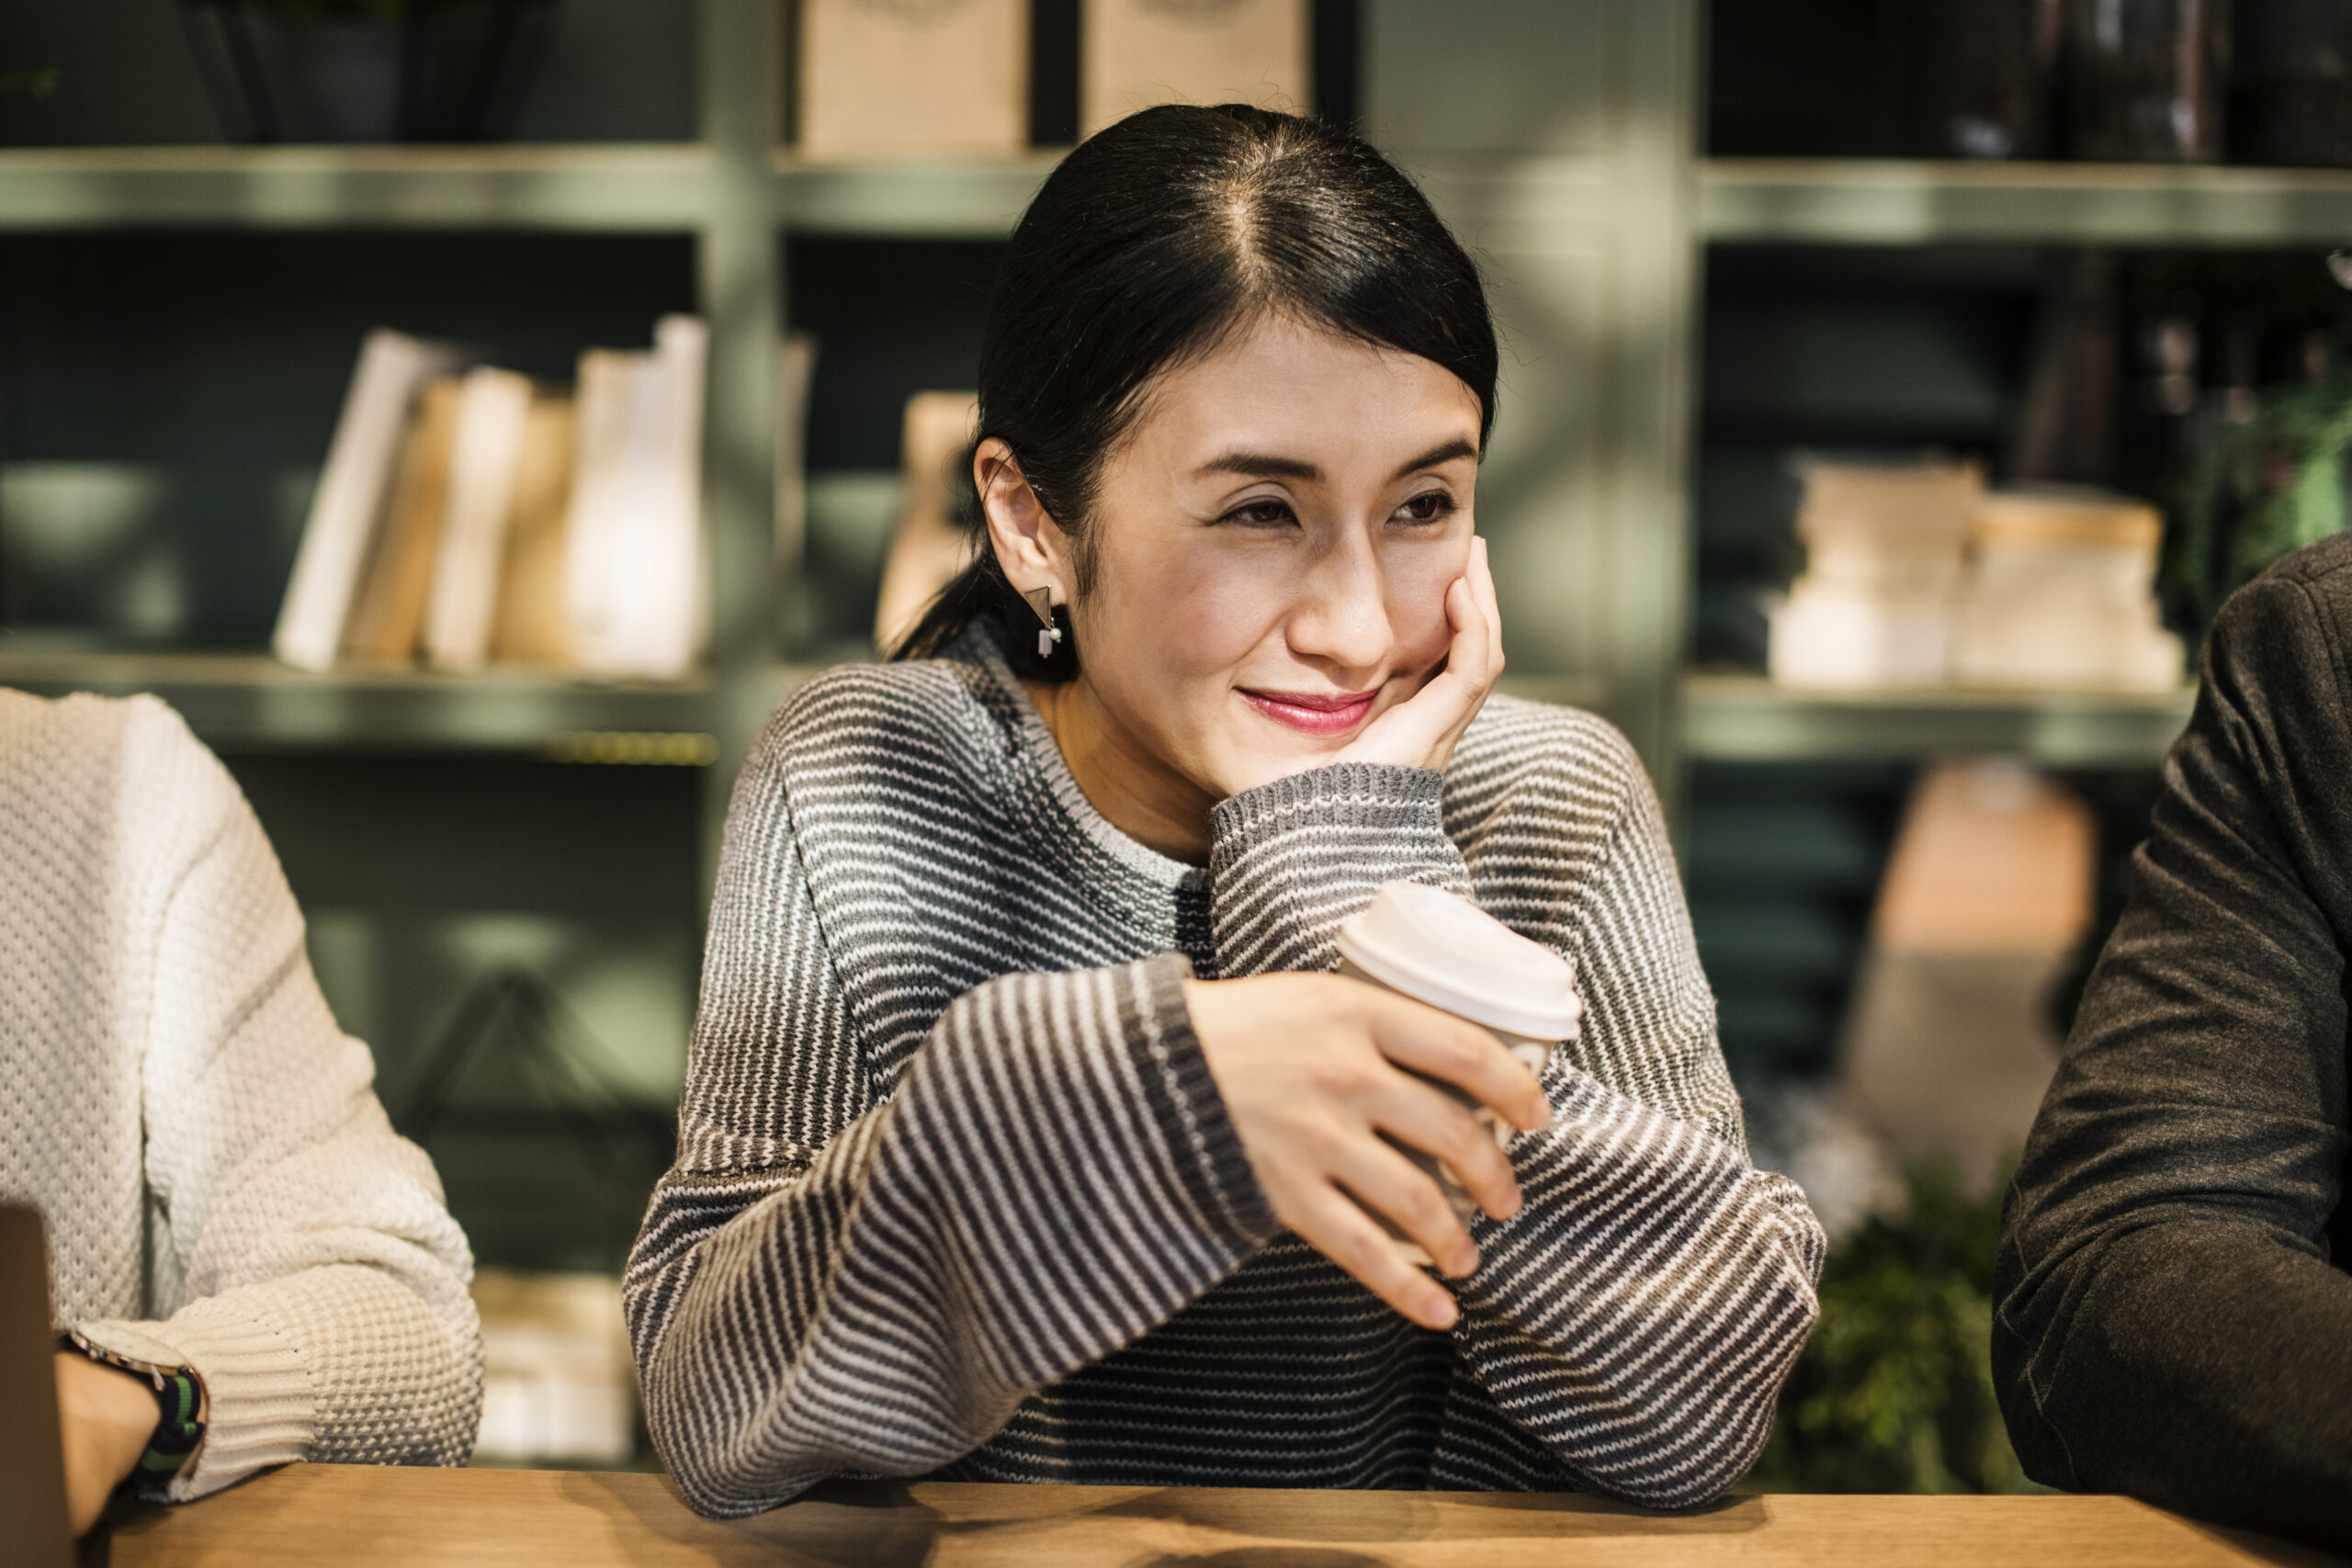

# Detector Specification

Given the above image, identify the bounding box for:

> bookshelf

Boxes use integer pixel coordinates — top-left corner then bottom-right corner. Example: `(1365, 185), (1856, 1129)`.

(0, 647), (714, 753)
(1682, 673), (2197, 769)
(773, 153), (1061, 237)
(3, 1), (2245, 1127)
(1701, 157), (2352, 248)
(0, 145), (716, 230)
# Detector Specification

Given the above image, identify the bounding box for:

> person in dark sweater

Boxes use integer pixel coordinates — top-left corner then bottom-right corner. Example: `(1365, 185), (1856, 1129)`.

(1996, 533), (2352, 1548)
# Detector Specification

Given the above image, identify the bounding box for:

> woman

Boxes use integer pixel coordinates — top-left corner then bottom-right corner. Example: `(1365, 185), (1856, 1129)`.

(626, 105), (1823, 1518)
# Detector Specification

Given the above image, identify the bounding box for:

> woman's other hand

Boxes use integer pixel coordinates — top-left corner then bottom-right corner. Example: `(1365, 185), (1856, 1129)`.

(1182, 969), (1550, 1328)
(53, 1350), (156, 1535)
(1331, 535), (1503, 776)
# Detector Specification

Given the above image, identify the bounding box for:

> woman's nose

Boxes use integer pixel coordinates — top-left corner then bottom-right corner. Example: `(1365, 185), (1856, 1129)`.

(1285, 541), (1393, 674)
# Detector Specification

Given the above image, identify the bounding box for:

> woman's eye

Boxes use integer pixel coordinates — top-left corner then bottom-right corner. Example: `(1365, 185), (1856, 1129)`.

(1394, 491), (1456, 524)
(1220, 499), (1297, 527)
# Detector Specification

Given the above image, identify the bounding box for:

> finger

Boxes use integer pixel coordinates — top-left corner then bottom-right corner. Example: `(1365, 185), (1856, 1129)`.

(1364, 994), (1552, 1131)
(1329, 1128), (1483, 1276)
(1470, 536), (1503, 672)
(1286, 1182), (1462, 1328)
(1442, 568), (1493, 688)
(1364, 1071), (1522, 1225)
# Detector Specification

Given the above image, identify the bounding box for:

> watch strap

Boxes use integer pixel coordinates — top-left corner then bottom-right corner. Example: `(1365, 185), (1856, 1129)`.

(63, 1327), (208, 1480)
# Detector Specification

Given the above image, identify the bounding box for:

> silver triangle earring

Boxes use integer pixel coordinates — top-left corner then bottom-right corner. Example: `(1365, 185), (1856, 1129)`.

(1024, 587), (1064, 659)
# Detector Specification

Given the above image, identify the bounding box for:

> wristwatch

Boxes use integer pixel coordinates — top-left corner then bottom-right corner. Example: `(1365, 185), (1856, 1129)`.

(62, 1326), (208, 1483)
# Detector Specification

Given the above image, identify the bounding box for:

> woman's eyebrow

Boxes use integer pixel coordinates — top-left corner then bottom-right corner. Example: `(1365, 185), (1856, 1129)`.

(1194, 437), (1478, 484)
(1195, 450), (1321, 481)
(1392, 438), (1477, 478)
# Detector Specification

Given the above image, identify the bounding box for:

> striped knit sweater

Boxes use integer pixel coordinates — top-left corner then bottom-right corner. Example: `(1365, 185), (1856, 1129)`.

(625, 623), (1824, 1517)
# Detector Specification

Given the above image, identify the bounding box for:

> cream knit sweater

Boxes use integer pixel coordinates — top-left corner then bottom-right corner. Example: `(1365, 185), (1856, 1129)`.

(0, 689), (481, 1498)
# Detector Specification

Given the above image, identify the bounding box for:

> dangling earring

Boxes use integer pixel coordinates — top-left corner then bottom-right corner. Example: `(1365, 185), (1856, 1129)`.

(1023, 587), (1064, 660)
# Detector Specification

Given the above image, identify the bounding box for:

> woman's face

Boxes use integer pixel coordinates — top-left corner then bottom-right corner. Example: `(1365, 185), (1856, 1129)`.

(1059, 315), (1483, 802)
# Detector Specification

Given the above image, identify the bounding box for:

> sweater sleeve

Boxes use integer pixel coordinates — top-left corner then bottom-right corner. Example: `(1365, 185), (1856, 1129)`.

(74, 700), (481, 1500)
(623, 725), (1280, 1519)
(1208, 743), (1825, 1509)
(1992, 575), (2352, 1550)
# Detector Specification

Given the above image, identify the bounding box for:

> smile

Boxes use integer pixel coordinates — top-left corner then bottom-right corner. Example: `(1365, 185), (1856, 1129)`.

(1240, 689), (1378, 736)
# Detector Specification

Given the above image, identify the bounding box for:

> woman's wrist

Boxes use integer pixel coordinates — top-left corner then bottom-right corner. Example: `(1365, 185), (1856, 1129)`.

(54, 1350), (161, 1529)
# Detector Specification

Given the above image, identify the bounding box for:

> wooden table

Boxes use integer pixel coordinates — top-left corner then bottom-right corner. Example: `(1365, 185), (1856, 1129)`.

(101, 1463), (2345, 1568)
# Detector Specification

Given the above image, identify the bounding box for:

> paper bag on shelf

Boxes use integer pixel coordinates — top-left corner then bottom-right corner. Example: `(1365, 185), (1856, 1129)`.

(1081, 0), (1310, 136)
(798, 0), (1029, 158)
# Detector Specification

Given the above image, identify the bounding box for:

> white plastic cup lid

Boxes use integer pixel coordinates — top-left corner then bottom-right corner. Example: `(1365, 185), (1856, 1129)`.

(1334, 881), (1583, 1043)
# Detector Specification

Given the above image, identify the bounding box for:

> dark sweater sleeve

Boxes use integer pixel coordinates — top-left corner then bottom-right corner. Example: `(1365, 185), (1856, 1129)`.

(623, 728), (1279, 1518)
(1993, 572), (2352, 1549)
(1207, 750), (1826, 1508)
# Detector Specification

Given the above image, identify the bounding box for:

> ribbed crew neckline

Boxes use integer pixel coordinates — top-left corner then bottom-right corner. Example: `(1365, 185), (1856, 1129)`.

(949, 618), (1206, 911)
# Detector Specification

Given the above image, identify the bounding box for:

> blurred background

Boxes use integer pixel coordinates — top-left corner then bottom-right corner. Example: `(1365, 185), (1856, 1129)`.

(4, 0), (2344, 1492)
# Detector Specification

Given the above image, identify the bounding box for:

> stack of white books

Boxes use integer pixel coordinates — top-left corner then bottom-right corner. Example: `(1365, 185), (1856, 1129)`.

(1768, 458), (2186, 694)
(272, 318), (707, 682)
(1951, 488), (2183, 693)
(469, 1269), (636, 1467)
(1768, 456), (1983, 690)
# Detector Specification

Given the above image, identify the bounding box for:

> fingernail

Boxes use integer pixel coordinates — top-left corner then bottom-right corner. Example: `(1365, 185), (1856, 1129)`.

(1426, 1294), (1459, 1329)
(1495, 1184), (1522, 1219)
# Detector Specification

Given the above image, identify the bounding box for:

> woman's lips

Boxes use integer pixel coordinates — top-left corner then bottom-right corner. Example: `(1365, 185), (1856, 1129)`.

(1240, 688), (1377, 736)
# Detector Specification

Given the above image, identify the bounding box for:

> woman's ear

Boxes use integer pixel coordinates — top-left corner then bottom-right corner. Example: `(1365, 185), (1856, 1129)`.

(974, 437), (1073, 609)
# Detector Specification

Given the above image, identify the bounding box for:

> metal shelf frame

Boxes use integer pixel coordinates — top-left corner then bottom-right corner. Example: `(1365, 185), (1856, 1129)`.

(1681, 674), (2197, 769)
(1701, 157), (2352, 248)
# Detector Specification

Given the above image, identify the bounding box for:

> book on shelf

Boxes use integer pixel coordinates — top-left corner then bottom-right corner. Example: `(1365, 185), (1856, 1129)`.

(342, 375), (462, 664)
(491, 392), (580, 668)
(775, 333), (818, 570)
(565, 315), (707, 682)
(274, 329), (466, 671)
(875, 390), (980, 654)
(797, 0), (1028, 158)
(1081, 0), (1310, 137)
(424, 366), (537, 673)
(278, 317), (707, 682)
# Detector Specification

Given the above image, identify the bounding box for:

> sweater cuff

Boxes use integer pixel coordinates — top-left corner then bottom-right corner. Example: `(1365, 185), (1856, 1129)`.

(1126, 951), (1279, 1250)
(79, 1300), (315, 1502)
(1209, 762), (1446, 852)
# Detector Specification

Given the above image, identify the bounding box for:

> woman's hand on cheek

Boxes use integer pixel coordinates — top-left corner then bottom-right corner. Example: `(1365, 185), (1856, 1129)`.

(1333, 536), (1502, 776)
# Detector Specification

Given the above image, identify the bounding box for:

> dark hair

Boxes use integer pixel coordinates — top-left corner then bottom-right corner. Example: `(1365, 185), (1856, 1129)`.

(891, 103), (1498, 674)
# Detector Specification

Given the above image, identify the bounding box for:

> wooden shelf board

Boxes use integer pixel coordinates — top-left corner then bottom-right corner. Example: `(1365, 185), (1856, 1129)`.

(1702, 157), (2352, 246)
(0, 648), (716, 753)
(0, 144), (715, 231)
(1682, 671), (2196, 766)
(772, 152), (1065, 236)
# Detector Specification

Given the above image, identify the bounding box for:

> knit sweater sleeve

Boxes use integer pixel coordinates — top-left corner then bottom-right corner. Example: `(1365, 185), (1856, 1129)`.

(1208, 737), (1825, 1509)
(74, 700), (481, 1500)
(623, 720), (1279, 1519)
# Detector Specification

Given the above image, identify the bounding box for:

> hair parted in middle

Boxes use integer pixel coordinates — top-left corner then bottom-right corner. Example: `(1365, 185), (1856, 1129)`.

(891, 102), (1498, 676)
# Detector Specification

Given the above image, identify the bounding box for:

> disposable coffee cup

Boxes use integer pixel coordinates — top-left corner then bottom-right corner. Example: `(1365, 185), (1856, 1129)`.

(1333, 881), (1584, 1269)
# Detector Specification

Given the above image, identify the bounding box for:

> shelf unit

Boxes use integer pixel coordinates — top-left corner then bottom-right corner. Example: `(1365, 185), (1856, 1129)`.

(0, 144), (717, 230)
(1682, 673), (2197, 769)
(0, 4), (2234, 794)
(0, 5), (781, 799)
(1702, 157), (2352, 247)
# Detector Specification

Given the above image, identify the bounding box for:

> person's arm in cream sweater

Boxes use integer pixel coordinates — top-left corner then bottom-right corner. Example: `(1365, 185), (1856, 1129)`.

(72, 698), (481, 1500)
